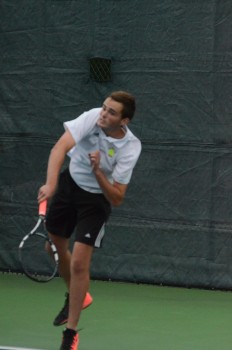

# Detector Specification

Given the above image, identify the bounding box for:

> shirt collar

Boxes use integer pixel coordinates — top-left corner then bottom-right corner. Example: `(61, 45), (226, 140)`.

(99, 126), (133, 148)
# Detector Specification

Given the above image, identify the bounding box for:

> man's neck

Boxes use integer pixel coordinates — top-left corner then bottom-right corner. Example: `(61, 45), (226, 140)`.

(102, 126), (126, 139)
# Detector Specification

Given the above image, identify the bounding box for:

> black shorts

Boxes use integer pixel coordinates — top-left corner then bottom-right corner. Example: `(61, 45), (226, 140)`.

(45, 168), (111, 248)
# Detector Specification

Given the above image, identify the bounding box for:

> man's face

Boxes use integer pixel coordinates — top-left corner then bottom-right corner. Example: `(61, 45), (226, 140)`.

(97, 97), (126, 133)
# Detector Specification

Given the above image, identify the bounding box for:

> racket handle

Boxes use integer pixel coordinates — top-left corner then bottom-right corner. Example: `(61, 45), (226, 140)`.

(39, 200), (47, 216)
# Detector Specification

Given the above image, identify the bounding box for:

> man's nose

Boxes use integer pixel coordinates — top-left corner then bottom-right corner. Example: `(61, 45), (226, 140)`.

(101, 110), (107, 118)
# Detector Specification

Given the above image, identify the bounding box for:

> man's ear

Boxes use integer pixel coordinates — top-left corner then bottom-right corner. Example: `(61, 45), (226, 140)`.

(121, 117), (130, 126)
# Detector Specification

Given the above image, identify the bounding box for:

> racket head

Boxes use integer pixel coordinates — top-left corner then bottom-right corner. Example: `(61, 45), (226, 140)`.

(19, 229), (59, 283)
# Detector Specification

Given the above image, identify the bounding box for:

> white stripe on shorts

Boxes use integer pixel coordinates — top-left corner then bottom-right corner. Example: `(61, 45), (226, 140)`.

(94, 223), (105, 248)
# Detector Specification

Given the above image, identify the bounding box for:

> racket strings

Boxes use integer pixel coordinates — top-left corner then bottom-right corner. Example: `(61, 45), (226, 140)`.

(19, 233), (58, 282)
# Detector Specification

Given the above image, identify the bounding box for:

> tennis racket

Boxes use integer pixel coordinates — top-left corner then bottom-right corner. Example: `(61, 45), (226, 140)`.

(18, 200), (59, 283)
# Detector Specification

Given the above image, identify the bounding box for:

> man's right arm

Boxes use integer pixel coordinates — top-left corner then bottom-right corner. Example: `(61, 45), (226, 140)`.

(38, 130), (75, 203)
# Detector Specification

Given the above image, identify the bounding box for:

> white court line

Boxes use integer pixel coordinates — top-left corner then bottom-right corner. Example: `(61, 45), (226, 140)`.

(0, 347), (45, 350)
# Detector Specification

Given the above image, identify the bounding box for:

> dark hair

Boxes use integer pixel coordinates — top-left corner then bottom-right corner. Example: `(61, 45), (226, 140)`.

(109, 91), (136, 120)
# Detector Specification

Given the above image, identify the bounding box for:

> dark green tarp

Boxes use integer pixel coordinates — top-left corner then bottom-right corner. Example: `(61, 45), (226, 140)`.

(1, 0), (232, 289)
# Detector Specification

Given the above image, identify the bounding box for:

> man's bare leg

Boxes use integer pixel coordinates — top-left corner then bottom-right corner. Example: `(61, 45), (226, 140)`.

(48, 234), (71, 288)
(66, 242), (94, 330)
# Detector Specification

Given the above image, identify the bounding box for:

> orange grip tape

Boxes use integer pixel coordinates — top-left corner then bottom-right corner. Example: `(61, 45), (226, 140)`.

(39, 200), (47, 216)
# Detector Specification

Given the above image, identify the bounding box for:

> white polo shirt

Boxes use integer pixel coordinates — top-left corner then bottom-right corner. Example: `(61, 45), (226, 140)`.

(64, 108), (142, 193)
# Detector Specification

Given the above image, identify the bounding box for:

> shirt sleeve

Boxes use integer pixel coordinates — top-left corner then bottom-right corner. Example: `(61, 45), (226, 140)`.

(112, 139), (142, 184)
(64, 108), (100, 144)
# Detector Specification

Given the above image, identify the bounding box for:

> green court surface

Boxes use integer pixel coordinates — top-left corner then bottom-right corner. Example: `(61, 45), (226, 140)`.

(1, 273), (232, 350)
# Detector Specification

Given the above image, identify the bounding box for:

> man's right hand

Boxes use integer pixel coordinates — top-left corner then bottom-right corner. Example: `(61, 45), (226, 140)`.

(37, 184), (56, 203)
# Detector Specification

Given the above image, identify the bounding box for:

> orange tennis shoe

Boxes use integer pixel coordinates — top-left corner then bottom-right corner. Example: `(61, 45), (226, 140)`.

(60, 328), (79, 350)
(82, 291), (93, 309)
(53, 292), (93, 326)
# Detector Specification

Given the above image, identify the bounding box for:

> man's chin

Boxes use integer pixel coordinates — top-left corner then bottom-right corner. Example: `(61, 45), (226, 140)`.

(98, 121), (109, 130)
(97, 120), (106, 128)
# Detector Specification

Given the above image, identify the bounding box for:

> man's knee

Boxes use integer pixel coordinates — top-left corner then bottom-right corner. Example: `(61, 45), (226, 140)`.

(71, 257), (87, 275)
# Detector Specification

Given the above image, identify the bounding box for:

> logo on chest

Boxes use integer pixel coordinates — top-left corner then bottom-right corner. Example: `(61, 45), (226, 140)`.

(108, 148), (115, 157)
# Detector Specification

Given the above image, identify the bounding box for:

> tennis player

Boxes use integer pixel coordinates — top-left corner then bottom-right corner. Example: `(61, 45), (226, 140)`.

(38, 91), (142, 350)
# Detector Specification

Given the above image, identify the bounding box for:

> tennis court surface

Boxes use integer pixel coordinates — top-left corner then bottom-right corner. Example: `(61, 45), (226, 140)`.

(1, 273), (232, 350)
